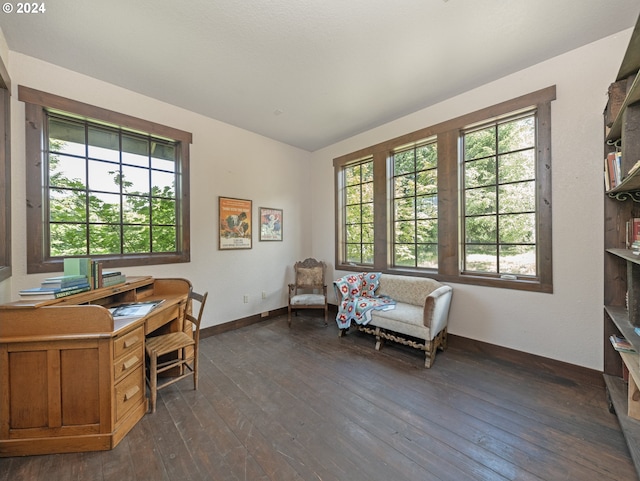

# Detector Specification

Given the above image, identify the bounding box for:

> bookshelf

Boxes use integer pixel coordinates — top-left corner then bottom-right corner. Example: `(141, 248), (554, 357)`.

(603, 14), (640, 477)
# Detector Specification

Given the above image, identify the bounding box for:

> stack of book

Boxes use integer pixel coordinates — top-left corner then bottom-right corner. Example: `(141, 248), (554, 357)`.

(18, 257), (128, 301)
(64, 257), (126, 289)
(19, 274), (91, 300)
(101, 270), (126, 288)
(610, 334), (636, 353)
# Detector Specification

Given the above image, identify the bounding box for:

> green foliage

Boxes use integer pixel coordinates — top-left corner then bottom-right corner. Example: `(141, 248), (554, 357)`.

(341, 115), (538, 275)
(344, 160), (375, 265)
(463, 114), (537, 275)
(47, 131), (178, 258)
(391, 141), (438, 268)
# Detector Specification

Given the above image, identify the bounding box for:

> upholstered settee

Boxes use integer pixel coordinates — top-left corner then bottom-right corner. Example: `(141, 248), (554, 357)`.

(335, 273), (452, 368)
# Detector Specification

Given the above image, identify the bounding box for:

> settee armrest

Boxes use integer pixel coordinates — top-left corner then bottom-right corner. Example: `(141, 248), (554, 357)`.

(423, 285), (453, 337)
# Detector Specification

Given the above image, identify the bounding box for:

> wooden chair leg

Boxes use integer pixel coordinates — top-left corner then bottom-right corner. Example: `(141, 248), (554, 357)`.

(288, 306), (292, 327)
(193, 345), (198, 390)
(149, 352), (158, 413)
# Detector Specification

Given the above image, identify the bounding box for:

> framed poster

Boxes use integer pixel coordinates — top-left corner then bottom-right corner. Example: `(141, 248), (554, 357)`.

(219, 197), (252, 249)
(259, 207), (283, 241)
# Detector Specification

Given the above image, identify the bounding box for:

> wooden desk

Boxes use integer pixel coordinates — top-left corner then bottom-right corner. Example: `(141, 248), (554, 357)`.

(0, 276), (190, 457)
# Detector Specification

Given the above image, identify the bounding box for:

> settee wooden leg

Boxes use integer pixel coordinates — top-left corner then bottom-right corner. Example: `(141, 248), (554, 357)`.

(425, 351), (434, 368)
(374, 327), (384, 351)
(424, 339), (436, 368)
(338, 328), (347, 337)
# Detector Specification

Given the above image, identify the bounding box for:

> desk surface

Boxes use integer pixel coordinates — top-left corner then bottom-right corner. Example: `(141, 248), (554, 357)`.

(113, 293), (187, 335)
(0, 276), (191, 340)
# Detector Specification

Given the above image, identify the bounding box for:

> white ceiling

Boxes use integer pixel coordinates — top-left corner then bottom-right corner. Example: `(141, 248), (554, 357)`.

(1, 0), (639, 151)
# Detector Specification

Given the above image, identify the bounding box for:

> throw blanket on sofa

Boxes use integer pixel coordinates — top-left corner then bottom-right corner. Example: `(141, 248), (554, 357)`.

(334, 272), (396, 329)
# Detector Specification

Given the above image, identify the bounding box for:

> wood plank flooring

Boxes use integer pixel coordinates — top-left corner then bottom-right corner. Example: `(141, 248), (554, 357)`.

(1, 314), (637, 481)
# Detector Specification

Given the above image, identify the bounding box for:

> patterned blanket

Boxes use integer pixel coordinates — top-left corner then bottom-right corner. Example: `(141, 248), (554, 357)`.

(333, 272), (396, 330)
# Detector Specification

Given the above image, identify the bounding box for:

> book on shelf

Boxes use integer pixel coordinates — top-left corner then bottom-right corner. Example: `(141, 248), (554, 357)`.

(19, 283), (91, 300)
(64, 257), (93, 288)
(63, 257), (126, 289)
(40, 274), (89, 289)
(102, 270), (121, 278)
(605, 151), (619, 189)
(92, 261), (103, 288)
(109, 300), (164, 318)
(102, 274), (126, 287)
(627, 218), (640, 249)
(616, 151), (622, 184)
(610, 334), (636, 353)
(604, 154), (612, 190)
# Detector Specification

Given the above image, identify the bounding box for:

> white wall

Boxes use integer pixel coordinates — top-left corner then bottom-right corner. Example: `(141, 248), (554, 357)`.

(310, 29), (633, 371)
(0, 27), (634, 370)
(0, 51), (313, 328)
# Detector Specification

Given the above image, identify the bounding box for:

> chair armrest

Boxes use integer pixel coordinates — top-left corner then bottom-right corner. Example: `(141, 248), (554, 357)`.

(422, 285), (453, 338)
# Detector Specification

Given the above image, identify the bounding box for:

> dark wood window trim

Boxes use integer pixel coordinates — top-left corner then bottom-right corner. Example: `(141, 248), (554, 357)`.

(0, 56), (11, 282)
(334, 86), (555, 293)
(19, 85), (192, 274)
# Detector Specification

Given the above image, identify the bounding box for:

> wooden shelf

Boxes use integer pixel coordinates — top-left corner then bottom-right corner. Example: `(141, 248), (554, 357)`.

(604, 14), (640, 480)
(606, 305), (640, 354)
(604, 374), (640, 473)
(609, 165), (640, 194)
(608, 248), (640, 264)
(607, 73), (640, 142)
(618, 20), (640, 81)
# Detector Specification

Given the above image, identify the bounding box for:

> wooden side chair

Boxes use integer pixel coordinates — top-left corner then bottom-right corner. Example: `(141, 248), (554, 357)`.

(145, 289), (208, 413)
(288, 258), (328, 327)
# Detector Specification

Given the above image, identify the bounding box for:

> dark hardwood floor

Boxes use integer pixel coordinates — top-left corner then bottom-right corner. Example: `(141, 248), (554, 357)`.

(1, 314), (637, 481)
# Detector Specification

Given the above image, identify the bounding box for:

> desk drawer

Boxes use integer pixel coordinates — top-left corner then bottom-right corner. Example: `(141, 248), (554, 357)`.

(113, 342), (143, 382)
(114, 326), (143, 360)
(115, 365), (144, 422)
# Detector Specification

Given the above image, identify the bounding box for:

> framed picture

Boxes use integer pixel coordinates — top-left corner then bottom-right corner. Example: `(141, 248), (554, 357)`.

(259, 207), (283, 241)
(219, 197), (252, 249)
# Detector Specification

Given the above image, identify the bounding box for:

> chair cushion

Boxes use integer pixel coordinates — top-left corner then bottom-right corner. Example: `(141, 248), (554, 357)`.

(291, 293), (325, 306)
(297, 267), (324, 286)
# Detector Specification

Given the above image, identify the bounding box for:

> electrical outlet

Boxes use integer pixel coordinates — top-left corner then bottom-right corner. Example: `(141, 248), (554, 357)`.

(262, 291), (267, 299)
(243, 294), (248, 303)
(261, 311), (269, 318)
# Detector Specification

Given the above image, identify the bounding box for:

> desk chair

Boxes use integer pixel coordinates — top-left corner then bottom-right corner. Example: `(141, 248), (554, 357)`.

(145, 289), (208, 413)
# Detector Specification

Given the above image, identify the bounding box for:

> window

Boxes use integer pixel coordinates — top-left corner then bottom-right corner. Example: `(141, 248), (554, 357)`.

(392, 140), (438, 269)
(19, 86), (193, 274)
(0, 57), (10, 282)
(462, 113), (537, 277)
(342, 158), (374, 265)
(334, 87), (555, 292)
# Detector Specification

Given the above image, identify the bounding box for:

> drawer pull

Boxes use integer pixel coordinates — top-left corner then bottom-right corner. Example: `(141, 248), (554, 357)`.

(123, 336), (139, 348)
(124, 385), (140, 401)
(122, 356), (139, 371)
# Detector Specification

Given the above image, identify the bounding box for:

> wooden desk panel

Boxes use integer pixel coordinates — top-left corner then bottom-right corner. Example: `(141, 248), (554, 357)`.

(0, 276), (190, 457)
